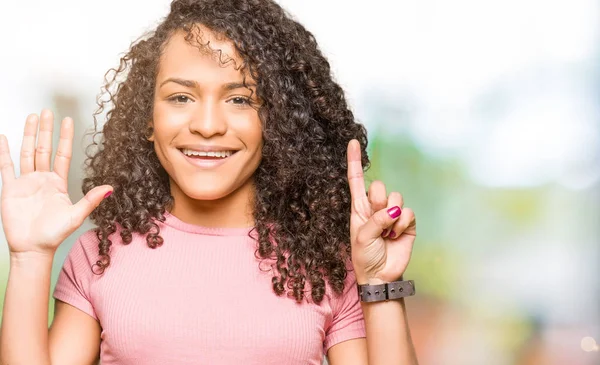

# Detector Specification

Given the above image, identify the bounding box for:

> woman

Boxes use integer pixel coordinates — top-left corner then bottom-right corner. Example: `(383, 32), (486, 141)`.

(0, 0), (418, 364)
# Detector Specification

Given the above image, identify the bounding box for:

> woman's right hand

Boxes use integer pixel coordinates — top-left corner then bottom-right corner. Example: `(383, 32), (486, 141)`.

(0, 109), (113, 256)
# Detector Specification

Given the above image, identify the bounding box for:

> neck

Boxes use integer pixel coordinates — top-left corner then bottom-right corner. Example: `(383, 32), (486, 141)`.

(168, 179), (255, 229)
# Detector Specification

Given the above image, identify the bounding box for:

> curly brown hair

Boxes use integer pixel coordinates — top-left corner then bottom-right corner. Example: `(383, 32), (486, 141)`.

(83, 0), (369, 304)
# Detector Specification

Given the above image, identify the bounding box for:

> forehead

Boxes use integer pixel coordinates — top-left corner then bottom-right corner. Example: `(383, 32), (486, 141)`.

(157, 26), (246, 81)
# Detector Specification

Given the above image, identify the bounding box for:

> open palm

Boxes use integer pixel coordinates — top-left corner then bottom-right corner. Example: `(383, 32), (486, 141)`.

(0, 110), (112, 255)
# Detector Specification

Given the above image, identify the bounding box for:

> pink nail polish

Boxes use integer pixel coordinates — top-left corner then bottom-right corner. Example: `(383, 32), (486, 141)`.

(387, 206), (401, 219)
(104, 191), (113, 199)
(389, 230), (396, 238)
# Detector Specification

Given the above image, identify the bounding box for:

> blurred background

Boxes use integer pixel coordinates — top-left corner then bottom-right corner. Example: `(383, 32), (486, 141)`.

(0, 0), (598, 364)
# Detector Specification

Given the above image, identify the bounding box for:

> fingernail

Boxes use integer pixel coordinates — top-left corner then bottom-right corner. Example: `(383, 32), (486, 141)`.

(104, 191), (113, 199)
(387, 206), (401, 219)
(381, 229), (389, 238)
(389, 230), (396, 238)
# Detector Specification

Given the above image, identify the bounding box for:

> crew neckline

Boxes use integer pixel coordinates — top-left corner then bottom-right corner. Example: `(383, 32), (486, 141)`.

(160, 211), (255, 236)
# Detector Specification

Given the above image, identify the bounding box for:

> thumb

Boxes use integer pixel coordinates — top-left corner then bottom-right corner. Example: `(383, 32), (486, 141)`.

(358, 205), (401, 243)
(71, 185), (113, 226)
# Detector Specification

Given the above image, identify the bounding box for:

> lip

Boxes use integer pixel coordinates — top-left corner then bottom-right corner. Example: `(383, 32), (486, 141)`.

(177, 144), (240, 153)
(179, 148), (238, 169)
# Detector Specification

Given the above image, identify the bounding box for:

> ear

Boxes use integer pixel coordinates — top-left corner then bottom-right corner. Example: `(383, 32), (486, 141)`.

(145, 123), (154, 142)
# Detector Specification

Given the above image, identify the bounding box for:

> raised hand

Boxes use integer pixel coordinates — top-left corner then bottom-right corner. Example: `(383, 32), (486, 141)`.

(346, 139), (416, 285)
(0, 110), (112, 256)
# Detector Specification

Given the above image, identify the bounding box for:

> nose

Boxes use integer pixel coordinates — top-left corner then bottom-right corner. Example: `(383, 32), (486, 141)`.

(188, 100), (227, 138)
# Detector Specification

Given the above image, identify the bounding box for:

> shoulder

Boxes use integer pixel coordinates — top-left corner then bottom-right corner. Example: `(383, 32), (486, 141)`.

(67, 223), (130, 262)
(324, 262), (359, 301)
(62, 229), (100, 264)
(75, 228), (100, 249)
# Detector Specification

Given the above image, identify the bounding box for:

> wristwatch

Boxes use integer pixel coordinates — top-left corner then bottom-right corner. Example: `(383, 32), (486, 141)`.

(357, 280), (415, 303)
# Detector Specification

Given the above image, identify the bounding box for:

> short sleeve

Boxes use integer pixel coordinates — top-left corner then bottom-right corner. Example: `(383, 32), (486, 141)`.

(323, 268), (366, 352)
(53, 232), (99, 320)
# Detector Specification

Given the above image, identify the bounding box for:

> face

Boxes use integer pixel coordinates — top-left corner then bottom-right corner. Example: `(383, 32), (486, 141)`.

(150, 27), (263, 204)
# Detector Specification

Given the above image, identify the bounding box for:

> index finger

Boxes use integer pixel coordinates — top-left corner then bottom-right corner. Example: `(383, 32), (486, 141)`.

(0, 134), (16, 182)
(347, 139), (366, 201)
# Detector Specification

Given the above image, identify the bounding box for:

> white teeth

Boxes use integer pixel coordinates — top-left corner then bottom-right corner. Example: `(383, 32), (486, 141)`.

(181, 149), (234, 158)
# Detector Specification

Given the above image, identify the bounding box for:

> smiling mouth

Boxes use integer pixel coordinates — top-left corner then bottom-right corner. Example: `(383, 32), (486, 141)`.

(178, 148), (238, 160)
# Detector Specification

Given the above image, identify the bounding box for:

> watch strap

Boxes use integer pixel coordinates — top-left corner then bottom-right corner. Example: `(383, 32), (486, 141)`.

(357, 280), (415, 303)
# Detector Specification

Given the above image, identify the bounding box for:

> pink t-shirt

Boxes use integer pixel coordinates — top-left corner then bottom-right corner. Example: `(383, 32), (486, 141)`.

(53, 212), (366, 364)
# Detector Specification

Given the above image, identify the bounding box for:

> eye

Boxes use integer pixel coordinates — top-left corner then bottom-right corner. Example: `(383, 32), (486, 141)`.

(168, 94), (193, 104)
(228, 96), (251, 106)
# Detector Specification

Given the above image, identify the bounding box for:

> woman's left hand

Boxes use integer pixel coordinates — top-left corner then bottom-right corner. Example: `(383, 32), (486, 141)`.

(346, 139), (417, 285)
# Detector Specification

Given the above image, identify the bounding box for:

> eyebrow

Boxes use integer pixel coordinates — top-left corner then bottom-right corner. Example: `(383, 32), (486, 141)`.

(223, 82), (256, 91)
(159, 78), (256, 91)
(160, 78), (198, 89)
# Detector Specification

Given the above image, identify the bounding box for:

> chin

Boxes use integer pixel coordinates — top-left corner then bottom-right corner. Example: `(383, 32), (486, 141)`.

(168, 168), (256, 202)
(180, 185), (234, 201)
(173, 174), (249, 201)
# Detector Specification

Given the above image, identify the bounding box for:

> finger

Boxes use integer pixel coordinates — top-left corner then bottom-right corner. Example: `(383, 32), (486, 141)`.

(357, 204), (402, 244)
(368, 181), (387, 212)
(383, 191), (404, 238)
(388, 207), (416, 239)
(20, 114), (39, 175)
(0, 135), (16, 182)
(368, 181), (387, 232)
(53, 117), (74, 181)
(71, 186), (113, 227)
(346, 139), (367, 202)
(35, 109), (54, 172)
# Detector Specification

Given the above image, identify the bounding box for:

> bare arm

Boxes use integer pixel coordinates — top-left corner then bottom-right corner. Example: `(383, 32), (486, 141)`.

(0, 253), (53, 365)
(327, 338), (368, 365)
(0, 253), (101, 365)
(0, 110), (111, 365)
(359, 299), (418, 365)
(49, 300), (101, 365)
(338, 140), (419, 364)
(327, 299), (418, 365)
